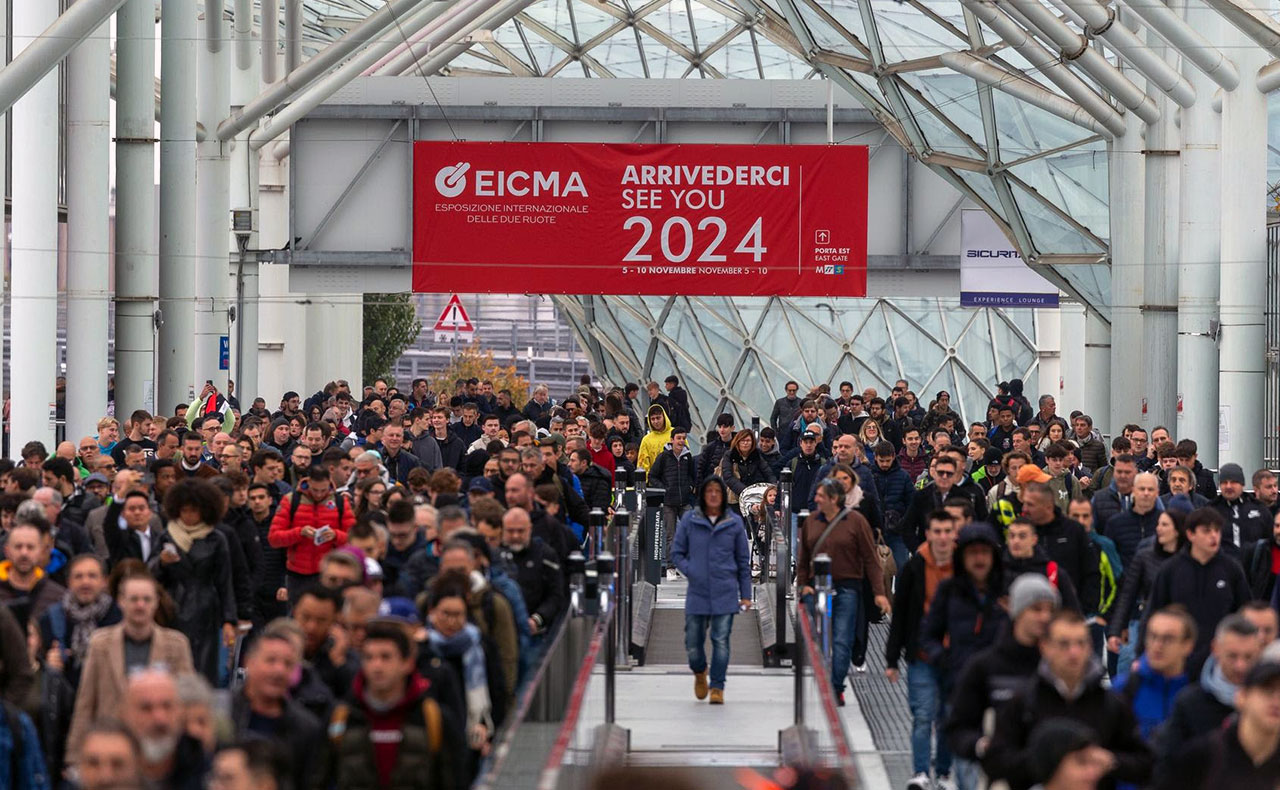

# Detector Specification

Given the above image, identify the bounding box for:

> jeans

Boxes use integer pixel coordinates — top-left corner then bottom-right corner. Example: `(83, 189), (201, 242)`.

(1115, 618), (1141, 677)
(686, 613), (735, 689)
(884, 531), (909, 578)
(907, 660), (952, 776)
(830, 584), (863, 694)
(663, 505), (691, 568)
(953, 757), (982, 790)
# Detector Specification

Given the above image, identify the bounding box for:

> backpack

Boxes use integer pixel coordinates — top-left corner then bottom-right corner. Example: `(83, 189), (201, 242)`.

(289, 490), (347, 526)
(330, 696), (443, 753)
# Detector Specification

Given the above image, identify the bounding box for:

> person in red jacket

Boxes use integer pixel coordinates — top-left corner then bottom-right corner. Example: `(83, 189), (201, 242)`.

(268, 464), (354, 598)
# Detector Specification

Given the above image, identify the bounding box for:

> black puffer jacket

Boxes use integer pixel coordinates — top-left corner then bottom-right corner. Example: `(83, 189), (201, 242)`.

(1032, 509), (1100, 615)
(920, 524), (1006, 686)
(648, 447), (697, 509)
(718, 448), (776, 502)
(983, 661), (1153, 790)
(1107, 536), (1177, 637)
(945, 625), (1041, 760)
(1001, 545), (1081, 614)
(1146, 549), (1250, 673)
(576, 462), (615, 511)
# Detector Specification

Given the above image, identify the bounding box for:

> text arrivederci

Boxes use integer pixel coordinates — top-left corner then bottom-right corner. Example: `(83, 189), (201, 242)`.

(619, 164), (787, 270)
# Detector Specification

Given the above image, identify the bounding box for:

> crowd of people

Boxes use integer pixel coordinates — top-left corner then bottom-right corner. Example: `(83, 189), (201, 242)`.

(1, 368), (1280, 790)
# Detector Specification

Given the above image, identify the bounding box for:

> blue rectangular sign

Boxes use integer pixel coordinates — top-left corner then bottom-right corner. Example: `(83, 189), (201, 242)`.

(219, 336), (230, 370)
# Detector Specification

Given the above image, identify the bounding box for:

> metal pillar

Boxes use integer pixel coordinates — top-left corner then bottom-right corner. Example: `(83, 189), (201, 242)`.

(230, 5), (259, 404)
(65, 0), (111, 438)
(261, 0), (278, 83)
(1035, 308), (1061, 406)
(1217, 31), (1268, 472)
(1109, 113), (1146, 432)
(10, 0), (59, 451)
(196, 4), (230, 392)
(158, 0), (199, 411)
(285, 0), (301, 72)
(1141, 17), (1179, 431)
(0, 0), (126, 116)
(114, 0), (158, 417)
(1177, 0), (1223, 465)
(248, 0), (450, 149)
(1084, 310), (1111, 435)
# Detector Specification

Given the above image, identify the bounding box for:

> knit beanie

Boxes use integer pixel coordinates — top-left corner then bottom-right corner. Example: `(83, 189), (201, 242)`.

(1008, 573), (1060, 620)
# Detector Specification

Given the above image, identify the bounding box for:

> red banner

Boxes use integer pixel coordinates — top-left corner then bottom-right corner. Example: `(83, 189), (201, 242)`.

(412, 142), (867, 297)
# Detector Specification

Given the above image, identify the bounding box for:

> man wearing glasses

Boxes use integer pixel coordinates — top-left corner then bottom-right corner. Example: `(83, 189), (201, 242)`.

(770, 380), (803, 432)
(1115, 605), (1195, 741)
(901, 455), (965, 549)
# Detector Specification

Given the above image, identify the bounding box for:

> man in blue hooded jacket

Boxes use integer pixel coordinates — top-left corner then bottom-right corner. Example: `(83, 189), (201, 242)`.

(671, 476), (752, 705)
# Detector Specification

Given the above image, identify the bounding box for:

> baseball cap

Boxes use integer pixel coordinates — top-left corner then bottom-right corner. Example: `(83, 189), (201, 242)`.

(982, 447), (1004, 467)
(1016, 464), (1052, 485)
(85, 473), (110, 485)
(376, 597), (421, 625)
(541, 432), (566, 449)
(468, 476), (494, 494)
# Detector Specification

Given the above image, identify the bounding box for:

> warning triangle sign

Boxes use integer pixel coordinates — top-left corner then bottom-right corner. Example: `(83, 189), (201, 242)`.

(433, 294), (475, 333)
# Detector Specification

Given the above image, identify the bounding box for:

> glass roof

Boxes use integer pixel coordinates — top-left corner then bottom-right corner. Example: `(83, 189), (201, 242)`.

(293, 0), (1280, 315)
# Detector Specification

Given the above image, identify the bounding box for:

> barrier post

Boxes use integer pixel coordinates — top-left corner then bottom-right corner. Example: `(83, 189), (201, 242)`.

(567, 551), (586, 617)
(641, 487), (667, 585)
(776, 470), (794, 660)
(613, 509), (631, 666)
(814, 553), (833, 663)
(588, 507), (606, 559)
(599, 551), (617, 724)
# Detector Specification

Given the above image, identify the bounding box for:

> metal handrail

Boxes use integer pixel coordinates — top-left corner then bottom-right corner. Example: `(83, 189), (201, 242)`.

(538, 606), (615, 790)
(473, 614), (573, 790)
(793, 604), (859, 781)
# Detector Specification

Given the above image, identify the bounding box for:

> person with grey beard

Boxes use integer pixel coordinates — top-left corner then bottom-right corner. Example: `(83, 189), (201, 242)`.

(120, 669), (209, 790)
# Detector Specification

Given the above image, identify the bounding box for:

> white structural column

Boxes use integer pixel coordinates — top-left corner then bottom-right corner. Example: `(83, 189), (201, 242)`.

(1141, 18), (1179, 431)
(195, 5), (231, 391)
(158, 0), (199, 411)
(1058, 301), (1087, 416)
(115, 0), (158, 417)
(1108, 113), (1146, 432)
(305, 294), (364, 397)
(229, 0), (259, 404)
(1035, 308), (1062, 406)
(65, 2), (111, 438)
(10, 0), (59, 451)
(1177, 0), (1223, 466)
(1085, 311), (1112, 435)
(1217, 29), (1268, 472)
(285, 0), (302, 72)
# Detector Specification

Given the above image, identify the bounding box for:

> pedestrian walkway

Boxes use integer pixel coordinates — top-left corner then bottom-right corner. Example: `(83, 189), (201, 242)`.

(844, 622), (916, 790)
(604, 578), (909, 789)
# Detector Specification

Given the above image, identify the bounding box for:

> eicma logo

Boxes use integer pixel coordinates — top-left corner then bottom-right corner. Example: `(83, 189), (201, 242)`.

(433, 161), (588, 199)
(435, 162), (470, 198)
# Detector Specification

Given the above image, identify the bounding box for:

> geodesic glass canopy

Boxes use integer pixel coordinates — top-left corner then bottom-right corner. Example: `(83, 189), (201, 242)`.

(285, 0), (1112, 313)
(555, 295), (1039, 432)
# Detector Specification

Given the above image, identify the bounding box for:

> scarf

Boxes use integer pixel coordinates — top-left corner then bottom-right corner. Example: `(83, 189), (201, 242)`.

(165, 520), (213, 554)
(427, 623), (493, 734)
(1200, 655), (1238, 707)
(62, 590), (114, 661)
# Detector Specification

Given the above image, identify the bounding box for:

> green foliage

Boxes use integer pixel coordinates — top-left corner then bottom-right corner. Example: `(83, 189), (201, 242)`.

(362, 293), (422, 386)
(429, 345), (531, 408)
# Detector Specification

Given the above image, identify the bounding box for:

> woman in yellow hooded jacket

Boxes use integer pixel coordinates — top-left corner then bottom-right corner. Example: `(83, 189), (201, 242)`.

(637, 404), (674, 475)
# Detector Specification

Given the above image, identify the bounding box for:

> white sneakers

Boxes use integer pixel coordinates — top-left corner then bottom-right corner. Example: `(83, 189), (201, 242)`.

(665, 567), (682, 581)
(905, 773), (954, 790)
(906, 773), (932, 790)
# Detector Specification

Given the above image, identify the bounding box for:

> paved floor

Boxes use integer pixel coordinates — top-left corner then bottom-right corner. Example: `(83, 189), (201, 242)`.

(609, 576), (910, 789)
(845, 621), (916, 790)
